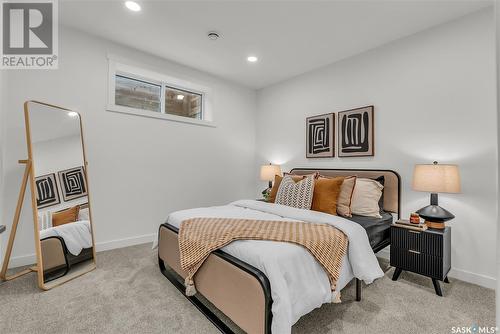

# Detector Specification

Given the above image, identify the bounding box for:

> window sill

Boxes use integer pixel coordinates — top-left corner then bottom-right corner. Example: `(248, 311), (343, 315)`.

(106, 105), (216, 128)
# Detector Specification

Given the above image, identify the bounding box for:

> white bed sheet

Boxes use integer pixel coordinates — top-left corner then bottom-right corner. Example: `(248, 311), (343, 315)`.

(39, 220), (92, 256)
(160, 200), (383, 334)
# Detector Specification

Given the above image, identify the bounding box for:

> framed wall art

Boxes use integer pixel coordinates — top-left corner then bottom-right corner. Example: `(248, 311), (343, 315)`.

(35, 173), (61, 209)
(306, 113), (335, 158)
(58, 166), (88, 201)
(338, 106), (374, 157)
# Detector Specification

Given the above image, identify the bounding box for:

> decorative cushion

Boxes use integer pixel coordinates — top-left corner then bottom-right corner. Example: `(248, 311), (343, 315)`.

(350, 178), (384, 218)
(336, 176), (357, 217)
(38, 211), (53, 230)
(269, 173), (315, 203)
(78, 207), (90, 221)
(373, 176), (385, 212)
(52, 206), (80, 227)
(311, 176), (344, 215)
(275, 175), (315, 209)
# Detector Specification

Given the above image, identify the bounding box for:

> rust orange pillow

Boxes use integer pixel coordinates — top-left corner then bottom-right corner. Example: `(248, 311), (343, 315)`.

(52, 206), (80, 227)
(311, 176), (345, 215)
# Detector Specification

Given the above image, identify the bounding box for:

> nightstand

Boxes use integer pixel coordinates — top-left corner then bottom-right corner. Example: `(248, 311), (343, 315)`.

(390, 225), (451, 296)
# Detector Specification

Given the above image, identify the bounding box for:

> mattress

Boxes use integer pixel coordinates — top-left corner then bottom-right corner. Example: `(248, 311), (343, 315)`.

(161, 200), (385, 334)
(347, 211), (393, 249)
(39, 220), (93, 256)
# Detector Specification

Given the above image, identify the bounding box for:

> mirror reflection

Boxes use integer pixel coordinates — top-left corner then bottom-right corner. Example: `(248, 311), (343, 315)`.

(28, 102), (95, 284)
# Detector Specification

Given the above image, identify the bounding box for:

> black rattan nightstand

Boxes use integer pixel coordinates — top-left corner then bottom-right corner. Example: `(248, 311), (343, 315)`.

(390, 225), (451, 296)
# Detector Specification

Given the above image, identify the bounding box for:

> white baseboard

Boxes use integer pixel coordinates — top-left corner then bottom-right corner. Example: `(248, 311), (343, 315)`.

(448, 268), (496, 289)
(95, 233), (155, 252)
(7, 233), (156, 269)
(8, 253), (37, 268)
(376, 246), (496, 289)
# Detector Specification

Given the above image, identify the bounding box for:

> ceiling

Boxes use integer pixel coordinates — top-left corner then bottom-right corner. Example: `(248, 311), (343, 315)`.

(60, 0), (492, 89)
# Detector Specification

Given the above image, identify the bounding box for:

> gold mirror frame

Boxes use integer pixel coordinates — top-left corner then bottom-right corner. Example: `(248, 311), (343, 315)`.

(0, 100), (96, 290)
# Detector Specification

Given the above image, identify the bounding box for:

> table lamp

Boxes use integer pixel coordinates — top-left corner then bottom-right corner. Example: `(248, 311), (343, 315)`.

(412, 161), (461, 229)
(260, 164), (282, 196)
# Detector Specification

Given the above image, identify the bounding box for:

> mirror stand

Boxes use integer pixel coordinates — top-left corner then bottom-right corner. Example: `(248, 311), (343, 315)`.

(1, 101), (97, 290)
(0, 159), (43, 286)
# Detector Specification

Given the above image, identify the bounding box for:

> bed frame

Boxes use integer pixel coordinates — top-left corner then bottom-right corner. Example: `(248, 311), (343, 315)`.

(41, 236), (94, 282)
(158, 168), (401, 334)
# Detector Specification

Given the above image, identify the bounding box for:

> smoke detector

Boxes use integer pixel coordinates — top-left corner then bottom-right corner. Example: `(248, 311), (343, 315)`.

(207, 31), (220, 40)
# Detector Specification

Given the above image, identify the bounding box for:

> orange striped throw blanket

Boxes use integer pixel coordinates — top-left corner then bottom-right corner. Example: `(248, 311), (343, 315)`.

(179, 217), (348, 298)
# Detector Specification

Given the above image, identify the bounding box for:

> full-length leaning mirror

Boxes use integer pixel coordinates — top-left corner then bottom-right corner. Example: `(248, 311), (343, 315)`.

(1, 101), (96, 290)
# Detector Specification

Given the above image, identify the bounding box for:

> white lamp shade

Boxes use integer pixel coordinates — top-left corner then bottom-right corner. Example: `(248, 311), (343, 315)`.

(260, 164), (282, 182)
(412, 163), (461, 193)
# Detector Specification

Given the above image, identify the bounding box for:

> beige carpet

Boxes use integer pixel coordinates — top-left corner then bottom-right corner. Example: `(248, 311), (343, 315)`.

(0, 243), (494, 334)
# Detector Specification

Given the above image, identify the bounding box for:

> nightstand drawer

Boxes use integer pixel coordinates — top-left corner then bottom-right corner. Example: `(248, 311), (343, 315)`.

(391, 227), (443, 257)
(390, 247), (444, 280)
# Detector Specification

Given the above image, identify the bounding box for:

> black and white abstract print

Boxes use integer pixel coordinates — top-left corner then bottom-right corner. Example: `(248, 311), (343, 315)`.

(338, 106), (374, 157)
(58, 166), (88, 201)
(306, 113), (335, 158)
(35, 173), (61, 209)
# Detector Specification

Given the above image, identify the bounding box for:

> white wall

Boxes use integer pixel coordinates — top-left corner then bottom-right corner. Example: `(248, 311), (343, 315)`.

(34, 135), (88, 213)
(1, 7), (495, 290)
(257, 10), (497, 288)
(2, 26), (257, 266)
(33, 136), (84, 177)
(0, 68), (5, 265)
(495, 0), (500, 326)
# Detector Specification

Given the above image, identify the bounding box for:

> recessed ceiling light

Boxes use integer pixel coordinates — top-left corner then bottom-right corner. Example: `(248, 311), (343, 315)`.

(67, 111), (78, 117)
(125, 1), (141, 12)
(176, 94), (185, 101)
(247, 56), (258, 63)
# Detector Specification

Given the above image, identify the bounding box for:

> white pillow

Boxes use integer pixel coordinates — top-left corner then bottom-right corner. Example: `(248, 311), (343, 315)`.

(275, 175), (315, 209)
(38, 211), (53, 230)
(350, 178), (383, 218)
(78, 207), (90, 221)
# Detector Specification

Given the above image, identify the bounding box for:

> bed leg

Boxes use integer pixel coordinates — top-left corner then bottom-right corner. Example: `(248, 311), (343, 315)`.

(355, 278), (361, 301)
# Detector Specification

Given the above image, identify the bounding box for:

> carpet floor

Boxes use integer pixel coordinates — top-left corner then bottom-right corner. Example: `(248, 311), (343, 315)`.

(0, 243), (494, 334)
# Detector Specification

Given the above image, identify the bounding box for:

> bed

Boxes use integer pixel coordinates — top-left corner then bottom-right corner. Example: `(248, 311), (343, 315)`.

(158, 168), (400, 334)
(40, 220), (94, 282)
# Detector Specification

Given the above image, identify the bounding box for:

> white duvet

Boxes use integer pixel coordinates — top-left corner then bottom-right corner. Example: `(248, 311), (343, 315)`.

(162, 200), (384, 334)
(39, 220), (93, 256)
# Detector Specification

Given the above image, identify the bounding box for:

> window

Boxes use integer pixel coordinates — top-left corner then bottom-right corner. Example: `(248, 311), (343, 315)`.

(115, 75), (161, 112)
(107, 57), (213, 126)
(114, 75), (203, 119)
(164, 86), (202, 120)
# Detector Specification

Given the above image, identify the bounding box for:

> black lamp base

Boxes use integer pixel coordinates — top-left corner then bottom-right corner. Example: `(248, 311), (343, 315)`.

(416, 193), (454, 229)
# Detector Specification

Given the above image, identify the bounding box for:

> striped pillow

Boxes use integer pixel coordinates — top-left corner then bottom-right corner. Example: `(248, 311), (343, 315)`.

(275, 175), (315, 209)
